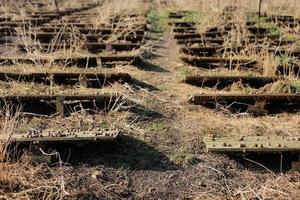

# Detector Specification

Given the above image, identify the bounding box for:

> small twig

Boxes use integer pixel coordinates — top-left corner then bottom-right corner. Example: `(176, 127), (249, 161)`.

(39, 148), (70, 197)
(258, 0), (263, 28)
(243, 157), (275, 175)
(198, 163), (232, 195)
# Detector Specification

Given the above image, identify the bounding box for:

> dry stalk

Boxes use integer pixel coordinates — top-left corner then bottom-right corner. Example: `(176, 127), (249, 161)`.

(0, 104), (21, 162)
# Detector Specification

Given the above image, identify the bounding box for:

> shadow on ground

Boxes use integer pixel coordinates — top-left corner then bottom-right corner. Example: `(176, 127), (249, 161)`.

(141, 51), (163, 60)
(230, 153), (300, 172)
(126, 101), (164, 119)
(134, 57), (169, 72)
(55, 135), (178, 171)
(131, 78), (159, 91)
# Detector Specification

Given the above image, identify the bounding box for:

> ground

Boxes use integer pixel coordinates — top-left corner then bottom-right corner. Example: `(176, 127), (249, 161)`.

(0, 0), (300, 199)
(1, 31), (299, 200)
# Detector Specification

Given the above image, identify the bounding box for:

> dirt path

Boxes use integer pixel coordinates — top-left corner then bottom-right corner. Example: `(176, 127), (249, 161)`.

(142, 31), (198, 100)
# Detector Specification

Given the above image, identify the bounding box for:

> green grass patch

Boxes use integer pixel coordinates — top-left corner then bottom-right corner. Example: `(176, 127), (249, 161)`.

(262, 23), (282, 36)
(148, 122), (168, 133)
(147, 9), (168, 35)
(247, 14), (282, 36)
(182, 11), (205, 23)
(158, 84), (168, 91)
(179, 66), (191, 79)
(291, 81), (300, 93)
(100, 122), (109, 129)
(247, 14), (267, 24)
(276, 55), (298, 67)
(281, 80), (300, 93)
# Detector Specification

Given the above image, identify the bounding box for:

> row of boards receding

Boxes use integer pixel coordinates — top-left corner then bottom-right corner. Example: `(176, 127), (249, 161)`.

(169, 10), (300, 169)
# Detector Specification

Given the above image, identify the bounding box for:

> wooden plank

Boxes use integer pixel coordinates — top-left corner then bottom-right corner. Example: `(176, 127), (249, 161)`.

(24, 29), (145, 37)
(204, 136), (300, 153)
(85, 34), (145, 43)
(181, 56), (257, 67)
(184, 75), (278, 88)
(18, 42), (140, 52)
(0, 71), (132, 87)
(172, 27), (197, 33)
(174, 33), (201, 39)
(0, 93), (123, 115)
(189, 93), (300, 114)
(0, 93), (121, 101)
(181, 46), (300, 58)
(181, 46), (242, 56)
(0, 55), (137, 67)
(177, 38), (298, 46)
(169, 22), (196, 27)
(0, 130), (119, 142)
(189, 93), (300, 104)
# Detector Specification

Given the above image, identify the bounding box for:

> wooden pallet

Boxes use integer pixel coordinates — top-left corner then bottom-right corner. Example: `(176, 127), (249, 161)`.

(0, 93), (122, 114)
(181, 56), (257, 68)
(184, 75), (278, 89)
(204, 136), (300, 153)
(0, 130), (119, 143)
(0, 71), (131, 87)
(0, 55), (138, 67)
(189, 93), (300, 114)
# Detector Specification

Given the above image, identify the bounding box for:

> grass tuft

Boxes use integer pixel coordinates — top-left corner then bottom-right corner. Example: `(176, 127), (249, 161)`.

(148, 122), (168, 133)
(171, 153), (198, 166)
(147, 8), (168, 35)
(182, 11), (205, 23)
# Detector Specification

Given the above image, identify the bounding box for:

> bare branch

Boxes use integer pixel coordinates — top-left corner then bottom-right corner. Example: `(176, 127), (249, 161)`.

(54, 0), (60, 15)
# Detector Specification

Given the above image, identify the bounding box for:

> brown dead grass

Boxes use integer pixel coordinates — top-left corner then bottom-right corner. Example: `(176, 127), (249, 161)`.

(0, 105), (21, 162)
(0, 1), (299, 200)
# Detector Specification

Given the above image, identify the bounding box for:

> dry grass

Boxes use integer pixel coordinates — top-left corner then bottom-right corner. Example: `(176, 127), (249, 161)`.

(1, 0), (152, 70)
(0, 105), (21, 162)
(172, 102), (300, 138)
(0, 1), (299, 200)
(167, 1), (299, 94)
(166, 0), (300, 17)
(91, 0), (147, 26)
(1, 156), (299, 199)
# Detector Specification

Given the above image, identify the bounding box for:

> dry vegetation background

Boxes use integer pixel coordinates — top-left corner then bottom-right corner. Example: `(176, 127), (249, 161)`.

(0, 0), (299, 199)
